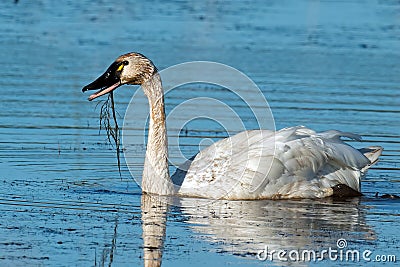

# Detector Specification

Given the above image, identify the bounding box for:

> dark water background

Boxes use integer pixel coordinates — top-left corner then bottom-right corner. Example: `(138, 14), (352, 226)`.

(0, 0), (399, 266)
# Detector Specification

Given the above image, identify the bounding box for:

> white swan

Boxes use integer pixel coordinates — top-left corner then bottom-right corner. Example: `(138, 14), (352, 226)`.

(82, 52), (383, 199)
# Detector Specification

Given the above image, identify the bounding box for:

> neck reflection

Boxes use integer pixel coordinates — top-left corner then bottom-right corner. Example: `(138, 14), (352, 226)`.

(141, 194), (169, 267)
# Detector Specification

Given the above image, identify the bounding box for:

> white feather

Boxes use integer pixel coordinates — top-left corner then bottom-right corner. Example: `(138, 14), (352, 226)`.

(175, 126), (381, 199)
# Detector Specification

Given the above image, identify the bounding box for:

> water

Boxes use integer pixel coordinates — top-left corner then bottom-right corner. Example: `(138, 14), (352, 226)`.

(0, 0), (399, 266)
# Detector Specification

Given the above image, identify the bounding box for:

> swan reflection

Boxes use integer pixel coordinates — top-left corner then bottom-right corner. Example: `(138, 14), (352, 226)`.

(141, 196), (374, 266)
(141, 194), (169, 267)
(178, 198), (375, 257)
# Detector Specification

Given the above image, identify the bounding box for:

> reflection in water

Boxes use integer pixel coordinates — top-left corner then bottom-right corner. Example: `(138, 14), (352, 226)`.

(141, 195), (375, 266)
(179, 198), (375, 258)
(185, 198), (377, 265)
(141, 194), (169, 267)
(100, 215), (119, 266)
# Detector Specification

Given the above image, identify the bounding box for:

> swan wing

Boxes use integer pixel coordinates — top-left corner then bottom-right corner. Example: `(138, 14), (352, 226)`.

(175, 129), (279, 199)
(175, 126), (380, 199)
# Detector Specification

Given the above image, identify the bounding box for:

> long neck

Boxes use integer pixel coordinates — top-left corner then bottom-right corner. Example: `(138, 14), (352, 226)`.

(141, 73), (174, 195)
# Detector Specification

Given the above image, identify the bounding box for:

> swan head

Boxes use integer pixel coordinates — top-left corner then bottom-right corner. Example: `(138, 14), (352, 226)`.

(82, 52), (157, 101)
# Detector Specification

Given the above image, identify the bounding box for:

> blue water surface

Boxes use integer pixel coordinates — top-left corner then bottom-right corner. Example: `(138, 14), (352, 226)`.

(0, 1), (399, 266)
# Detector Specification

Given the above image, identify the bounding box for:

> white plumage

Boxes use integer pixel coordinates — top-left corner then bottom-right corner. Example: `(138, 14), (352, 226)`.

(176, 126), (381, 199)
(83, 52), (383, 200)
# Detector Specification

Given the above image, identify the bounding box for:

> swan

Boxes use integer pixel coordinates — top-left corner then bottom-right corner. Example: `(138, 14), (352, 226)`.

(82, 52), (383, 199)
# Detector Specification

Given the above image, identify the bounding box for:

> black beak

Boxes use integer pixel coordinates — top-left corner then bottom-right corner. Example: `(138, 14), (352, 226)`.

(82, 61), (122, 101)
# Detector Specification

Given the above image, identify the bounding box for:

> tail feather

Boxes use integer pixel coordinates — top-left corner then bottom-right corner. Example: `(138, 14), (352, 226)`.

(359, 146), (383, 172)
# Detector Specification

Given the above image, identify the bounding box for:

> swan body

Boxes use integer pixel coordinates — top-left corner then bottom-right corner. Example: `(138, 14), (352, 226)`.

(175, 127), (381, 199)
(83, 52), (383, 200)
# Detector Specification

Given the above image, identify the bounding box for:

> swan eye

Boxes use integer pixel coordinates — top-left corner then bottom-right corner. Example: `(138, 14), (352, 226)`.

(116, 61), (129, 72)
